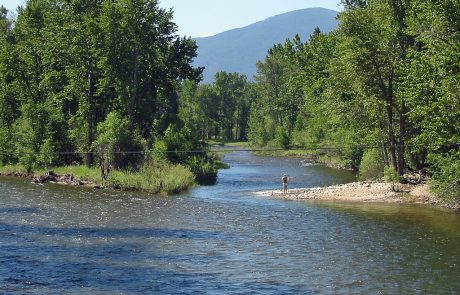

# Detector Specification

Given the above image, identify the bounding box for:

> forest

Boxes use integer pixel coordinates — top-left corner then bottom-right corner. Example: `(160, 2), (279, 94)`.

(179, 0), (460, 201)
(0, 0), (459, 200)
(0, 0), (220, 193)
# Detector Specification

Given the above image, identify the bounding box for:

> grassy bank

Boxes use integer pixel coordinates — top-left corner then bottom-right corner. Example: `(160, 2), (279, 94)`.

(0, 162), (195, 195)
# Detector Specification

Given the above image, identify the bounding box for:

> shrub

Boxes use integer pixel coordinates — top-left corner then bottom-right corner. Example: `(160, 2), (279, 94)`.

(359, 149), (384, 180)
(429, 151), (460, 201)
(384, 166), (403, 183)
(275, 126), (290, 149)
(93, 112), (146, 170)
(151, 140), (168, 162)
(186, 156), (219, 185)
(0, 126), (16, 165)
(38, 138), (59, 168)
(162, 123), (204, 163)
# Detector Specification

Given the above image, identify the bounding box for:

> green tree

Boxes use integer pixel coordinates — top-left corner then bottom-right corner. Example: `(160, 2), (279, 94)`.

(99, 0), (202, 138)
(338, 0), (413, 175)
(401, 0), (460, 198)
(92, 112), (146, 170)
(213, 72), (247, 142)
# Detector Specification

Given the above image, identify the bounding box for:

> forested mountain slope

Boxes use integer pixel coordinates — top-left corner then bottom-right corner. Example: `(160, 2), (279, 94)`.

(194, 8), (338, 83)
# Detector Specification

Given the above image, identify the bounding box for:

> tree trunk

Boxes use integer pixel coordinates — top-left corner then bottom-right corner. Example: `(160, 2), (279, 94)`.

(128, 50), (140, 128)
(385, 72), (399, 174)
(386, 104), (398, 172)
(382, 143), (389, 167)
(397, 100), (407, 176)
(85, 69), (95, 167)
(235, 109), (239, 141)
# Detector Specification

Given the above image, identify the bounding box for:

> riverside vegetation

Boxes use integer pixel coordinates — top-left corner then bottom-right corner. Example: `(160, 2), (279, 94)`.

(0, 0), (221, 193)
(177, 0), (460, 204)
(0, 1), (459, 200)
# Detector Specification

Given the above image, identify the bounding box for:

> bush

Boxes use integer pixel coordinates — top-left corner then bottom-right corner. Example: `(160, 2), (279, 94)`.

(162, 123), (204, 163)
(0, 126), (16, 165)
(186, 155), (219, 185)
(359, 149), (384, 180)
(93, 112), (146, 170)
(38, 138), (59, 168)
(429, 151), (460, 201)
(19, 147), (36, 173)
(384, 166), (403, 183)
(275, 126), (290, 149)
(151, 140), (168, 162)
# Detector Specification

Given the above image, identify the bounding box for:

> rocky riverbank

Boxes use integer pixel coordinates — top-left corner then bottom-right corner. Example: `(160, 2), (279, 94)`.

(254, 181), (460, 211)
(0, 171), (92, 186)
(0, 163), (195, 194)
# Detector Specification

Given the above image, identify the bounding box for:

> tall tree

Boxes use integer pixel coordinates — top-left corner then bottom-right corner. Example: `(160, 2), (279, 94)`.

(0, 0), (203, 170)
(338, 0), (413, 175)
(99, 0), (201, 138)
(214, 72), (247, 142)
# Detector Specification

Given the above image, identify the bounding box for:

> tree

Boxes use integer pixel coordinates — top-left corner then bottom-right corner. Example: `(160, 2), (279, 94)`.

(401, 0), (460, 198)
(214, 72), (247, 142)
(99, 0), (202, 139)
(92, 112), (146, 170)
(0, 0), (204, 173)
(338, 0), (413, 175)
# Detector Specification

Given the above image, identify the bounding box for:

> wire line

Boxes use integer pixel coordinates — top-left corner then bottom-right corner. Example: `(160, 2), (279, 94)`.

(0, 143), (457, 156)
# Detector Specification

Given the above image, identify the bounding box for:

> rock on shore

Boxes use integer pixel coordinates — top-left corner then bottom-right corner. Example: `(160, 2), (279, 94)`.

(0, 170), (87, 186)
(32, 171), (85, 186)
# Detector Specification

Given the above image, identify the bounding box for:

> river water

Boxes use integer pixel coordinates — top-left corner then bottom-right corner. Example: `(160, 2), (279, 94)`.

(1, 151), (459, 294)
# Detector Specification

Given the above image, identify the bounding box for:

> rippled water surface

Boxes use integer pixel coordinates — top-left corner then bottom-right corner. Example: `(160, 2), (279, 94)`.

(1, 151), (459, 294)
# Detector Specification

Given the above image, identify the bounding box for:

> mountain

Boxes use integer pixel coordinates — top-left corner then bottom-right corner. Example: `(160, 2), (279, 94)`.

(193, 8), (339, 83)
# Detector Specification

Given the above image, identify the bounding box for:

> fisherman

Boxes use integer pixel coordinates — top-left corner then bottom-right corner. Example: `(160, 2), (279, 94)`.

(282, 173), (288, 194)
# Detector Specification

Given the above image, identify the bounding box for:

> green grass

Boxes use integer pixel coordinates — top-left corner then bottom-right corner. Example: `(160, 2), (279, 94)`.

(52, 166), (102, 183)
(0, 164), (31, 174)
(0, 162), (195, 195)
(108, 162), (195, 194)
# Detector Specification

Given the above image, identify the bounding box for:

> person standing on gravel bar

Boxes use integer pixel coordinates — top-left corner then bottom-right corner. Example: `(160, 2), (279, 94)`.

(282, 173), (288, 194)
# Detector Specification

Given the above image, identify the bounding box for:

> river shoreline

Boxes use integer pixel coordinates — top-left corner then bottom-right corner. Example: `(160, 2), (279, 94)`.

(0, 171), (96, 187)
(254, 181), (460, 211)
(0, 167), (193, 194)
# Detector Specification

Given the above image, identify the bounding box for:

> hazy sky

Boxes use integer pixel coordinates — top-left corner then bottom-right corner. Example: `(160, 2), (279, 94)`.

(2, 0), (342, 37)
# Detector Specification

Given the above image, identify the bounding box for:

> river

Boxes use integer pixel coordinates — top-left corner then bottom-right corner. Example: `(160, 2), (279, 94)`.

(1, 151), (459, 294)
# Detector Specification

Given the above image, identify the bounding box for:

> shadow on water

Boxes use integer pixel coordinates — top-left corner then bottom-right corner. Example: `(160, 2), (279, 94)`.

(0, 224), (317, 294)
(1, 223), (231, 240)
(0, 207), (42, 214)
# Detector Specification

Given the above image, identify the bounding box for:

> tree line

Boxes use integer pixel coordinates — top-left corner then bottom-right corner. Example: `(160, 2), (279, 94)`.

(184, 0), (459, 201)
(0, 0), (219, 184)
(1, 0), (459, 199)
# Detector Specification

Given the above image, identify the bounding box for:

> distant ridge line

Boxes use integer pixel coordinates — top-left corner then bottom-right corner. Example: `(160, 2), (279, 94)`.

(193, 7), (339, 83)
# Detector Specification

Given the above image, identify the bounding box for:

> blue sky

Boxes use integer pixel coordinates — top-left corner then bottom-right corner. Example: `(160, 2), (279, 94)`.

(3, 0), (342, 37)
